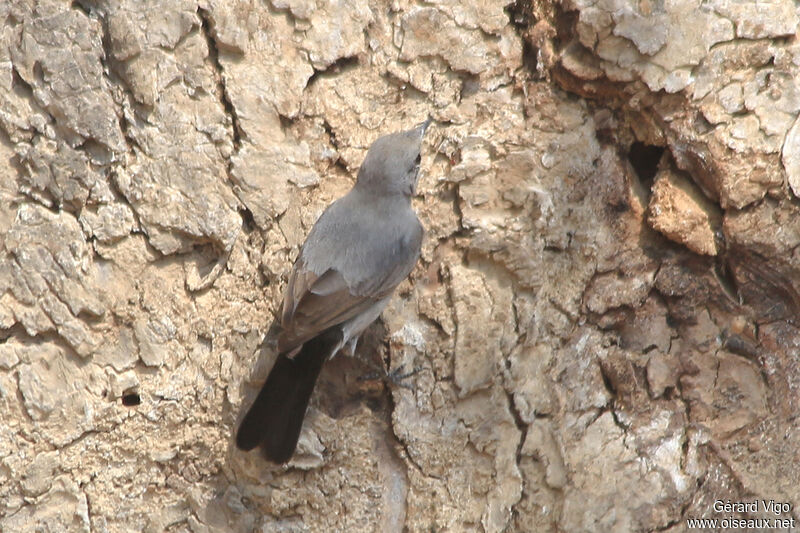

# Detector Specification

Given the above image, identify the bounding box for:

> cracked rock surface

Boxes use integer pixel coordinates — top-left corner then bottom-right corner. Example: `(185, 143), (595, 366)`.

(2, 0), (800, 531)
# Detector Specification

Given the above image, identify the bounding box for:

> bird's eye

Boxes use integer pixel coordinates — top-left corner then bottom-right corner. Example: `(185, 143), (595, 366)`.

(409, 153), (421, 173)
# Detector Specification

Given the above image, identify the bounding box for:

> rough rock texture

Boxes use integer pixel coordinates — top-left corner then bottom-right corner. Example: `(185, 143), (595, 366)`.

(2, 0), (800, 531)
(648, 167), (721, 256)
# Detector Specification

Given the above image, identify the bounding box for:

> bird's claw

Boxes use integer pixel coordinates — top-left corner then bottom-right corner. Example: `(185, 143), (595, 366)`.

(358, 363), (421, 389)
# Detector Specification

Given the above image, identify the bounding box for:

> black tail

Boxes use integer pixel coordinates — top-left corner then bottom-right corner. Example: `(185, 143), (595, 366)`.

(235, 329), (340, 463)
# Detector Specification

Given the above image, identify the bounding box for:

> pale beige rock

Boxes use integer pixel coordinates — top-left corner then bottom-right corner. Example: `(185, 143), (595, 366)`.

(399, 7), (520, 78)
(3, 205), (104, 356)
(447, 137), (492, 183)
(16, 342), (105, 446)
(16, 137), (105, 210)
(521, 418), (567, 489)
(9, 6), (126, 155)
(561, 408), (690, 531)
(618, 295), (673, 353)
(113, 86), (242, 255)
(230, 143), (318, 228)
(783, 115), (800, 198)
(573, 0), (734, 92)
(647, 167), (720, 255)
(134, 316), (178, 367)
(710, 352), (769, 437)
(723, 199), (800, 261)
(433, 0), (515, 34)
(681, 349), (769, 439)
(300, 0), (373, 70)
(101, 0), (198, 60)
(20, 450), (58, 497)
(449, 262), (514, 396)
(1, 0), (800, 530)
(507, 343), (556, 420)
(565, 0), (798, 211)
(79, 203), (137, 243)
(0, 476), (90, 533)
(584, 266), (656, 314)
(712, 0), (799, 39)
(204, 0), (314, 122)
(646, 352), (679, 398)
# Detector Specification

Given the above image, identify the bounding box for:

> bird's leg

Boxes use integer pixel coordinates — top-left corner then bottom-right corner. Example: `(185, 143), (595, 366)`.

(356, 342), (421, 390)
(357, 363), (422, 390)
(386, 364), (423, 389)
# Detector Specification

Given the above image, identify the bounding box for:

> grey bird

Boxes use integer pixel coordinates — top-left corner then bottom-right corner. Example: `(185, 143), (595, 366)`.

(236, 118), (432, 463)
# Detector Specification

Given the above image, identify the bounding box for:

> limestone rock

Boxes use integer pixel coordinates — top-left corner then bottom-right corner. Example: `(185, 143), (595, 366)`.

(1, 0), (799, 530)
(300, 0), (373, 70)
(3, 205), (104, 357)
(572, 0), (734, 92)
(647, 167), (720, 255)
(449, 263), (515, 396)
(712, 0), (799, 39)
(113, 88), (242, 255)
(783, 115), (800, 198)
(0, 476), (90, 533)
(399, 7), (521, 79)
(507, 343), (556, 421)
(16, 342), (102, 446)
(9, 5), (126, 156)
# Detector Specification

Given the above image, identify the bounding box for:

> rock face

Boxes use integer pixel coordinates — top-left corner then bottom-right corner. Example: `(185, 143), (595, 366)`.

(1, 0), (800, 531)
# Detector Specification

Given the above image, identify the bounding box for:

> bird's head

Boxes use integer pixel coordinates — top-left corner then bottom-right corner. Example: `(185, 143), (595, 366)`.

(356, 117), (433, 198)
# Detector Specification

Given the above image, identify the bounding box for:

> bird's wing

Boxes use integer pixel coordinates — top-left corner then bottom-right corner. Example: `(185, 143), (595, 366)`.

(277, 223), (423, 355)
(278, 264), (376, 354)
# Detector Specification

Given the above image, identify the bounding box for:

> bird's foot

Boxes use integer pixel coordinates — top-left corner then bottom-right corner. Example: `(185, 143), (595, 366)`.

(358, 363), (421, 390)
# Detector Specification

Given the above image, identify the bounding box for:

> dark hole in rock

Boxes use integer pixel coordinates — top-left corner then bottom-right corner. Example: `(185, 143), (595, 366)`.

(239, 207), (256, 233)
(628, 142), (665, 191)
(122, 392), (141, 406)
